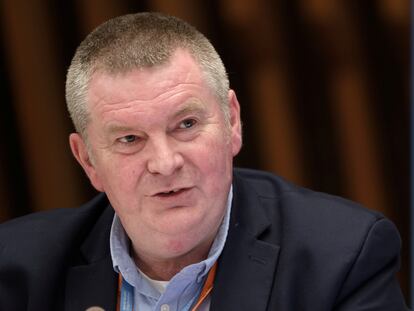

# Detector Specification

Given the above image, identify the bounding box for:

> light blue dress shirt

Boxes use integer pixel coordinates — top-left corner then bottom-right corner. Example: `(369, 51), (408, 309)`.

(110, 187), (233, 311)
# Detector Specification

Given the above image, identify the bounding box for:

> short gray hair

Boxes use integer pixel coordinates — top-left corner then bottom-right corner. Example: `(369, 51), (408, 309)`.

(66, 12), (229, 136)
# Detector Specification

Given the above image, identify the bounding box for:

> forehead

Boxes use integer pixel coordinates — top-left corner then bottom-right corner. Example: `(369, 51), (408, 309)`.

(87, 49), (210, 107)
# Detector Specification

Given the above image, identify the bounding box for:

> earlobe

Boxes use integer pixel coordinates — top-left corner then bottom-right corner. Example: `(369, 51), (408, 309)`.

(228, 90), (242, 156)
(69, 133), (104, 192)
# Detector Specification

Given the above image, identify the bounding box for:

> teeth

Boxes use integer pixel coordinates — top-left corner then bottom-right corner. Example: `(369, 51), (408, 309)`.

(161, 188), (180, 194)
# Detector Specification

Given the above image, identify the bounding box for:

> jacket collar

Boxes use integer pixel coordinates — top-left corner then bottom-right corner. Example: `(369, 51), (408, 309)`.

(210, 170), (281, 310)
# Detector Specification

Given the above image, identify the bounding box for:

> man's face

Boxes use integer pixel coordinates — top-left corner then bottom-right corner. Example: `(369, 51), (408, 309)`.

(70, 49), (242, 263)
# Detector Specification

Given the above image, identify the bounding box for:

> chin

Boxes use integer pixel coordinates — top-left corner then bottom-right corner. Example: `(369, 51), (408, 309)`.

(164, 239), (191, 256)
(161, 232), (208, 258)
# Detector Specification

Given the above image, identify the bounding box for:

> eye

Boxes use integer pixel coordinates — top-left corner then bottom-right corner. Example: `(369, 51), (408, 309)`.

(118, 135), (138, 143)
(179, 119), (197, 129)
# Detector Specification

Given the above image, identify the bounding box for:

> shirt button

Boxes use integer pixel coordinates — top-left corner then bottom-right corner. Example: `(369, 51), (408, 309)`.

(161, 304), (170, 311)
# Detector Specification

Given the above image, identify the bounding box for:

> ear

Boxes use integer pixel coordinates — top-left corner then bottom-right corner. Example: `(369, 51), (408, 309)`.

(69, 133), (104, 192)
(228, 90), (242, 156)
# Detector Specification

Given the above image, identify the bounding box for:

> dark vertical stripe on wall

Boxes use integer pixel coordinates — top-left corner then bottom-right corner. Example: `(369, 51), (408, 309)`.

(206, 0), (261, 169)
(410, 0), (414, 305)
(278, 0), (343, 194)
(353, 0), (409, 218)
(0, 15), (32, 219)
(47, 0), (83, 69)
(124, 0), (150, 13)
(47, 0), (98, 202)
(352, 0), (410, 297)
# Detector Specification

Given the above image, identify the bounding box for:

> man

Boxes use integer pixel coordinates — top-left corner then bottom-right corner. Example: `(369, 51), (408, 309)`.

(0, 12), (409, 311)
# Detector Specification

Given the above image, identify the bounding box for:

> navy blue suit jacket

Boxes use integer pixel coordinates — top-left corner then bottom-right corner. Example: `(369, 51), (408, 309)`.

(0, 168), (409, 310)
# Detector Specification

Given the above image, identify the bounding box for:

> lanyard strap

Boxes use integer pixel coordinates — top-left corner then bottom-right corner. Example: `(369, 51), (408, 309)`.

(117, 262), (217, 311)
(190, 262), (216, 311)
(118, 275), (134, 311)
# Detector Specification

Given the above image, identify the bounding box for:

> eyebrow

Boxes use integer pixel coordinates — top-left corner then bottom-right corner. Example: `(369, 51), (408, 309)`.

(172, 100), (207, 119)
(104, 100), (208, 134)
(104, 124), (136, 134)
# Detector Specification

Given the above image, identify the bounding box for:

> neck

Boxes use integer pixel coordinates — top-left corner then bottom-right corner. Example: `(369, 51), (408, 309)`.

(132, 239), (213, 281)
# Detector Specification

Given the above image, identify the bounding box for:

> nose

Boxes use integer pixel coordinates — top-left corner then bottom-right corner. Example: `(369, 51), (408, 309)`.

(146, 136), (184, 176)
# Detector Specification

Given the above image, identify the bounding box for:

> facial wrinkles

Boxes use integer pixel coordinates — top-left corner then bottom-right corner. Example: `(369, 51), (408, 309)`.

(98, 96), (210, 151)
(92, 110), (215, 198)
(97, 79), (199, 106)
(96, 81), (205, 118)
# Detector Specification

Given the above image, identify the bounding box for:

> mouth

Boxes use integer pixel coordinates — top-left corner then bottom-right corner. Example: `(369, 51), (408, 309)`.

(153, 187), (191, 198)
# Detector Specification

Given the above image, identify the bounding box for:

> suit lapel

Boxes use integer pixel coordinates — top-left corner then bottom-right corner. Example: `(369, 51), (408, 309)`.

(64, 257), (118, 310)
(64, 205), (118, 311)
(210, 171), (281, 311)
(211, 226), (280, 311)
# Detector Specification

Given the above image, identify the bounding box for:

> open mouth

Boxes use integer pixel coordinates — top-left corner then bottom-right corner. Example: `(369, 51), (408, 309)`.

(155, 188), (189, 197)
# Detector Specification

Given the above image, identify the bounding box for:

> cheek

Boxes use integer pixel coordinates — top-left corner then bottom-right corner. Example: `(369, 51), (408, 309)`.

(191, 136), (233, 187)
(95, 155), (145, 192)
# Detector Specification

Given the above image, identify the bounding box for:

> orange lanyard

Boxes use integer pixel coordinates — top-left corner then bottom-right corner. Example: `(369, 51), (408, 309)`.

(117, 262), (217, 311)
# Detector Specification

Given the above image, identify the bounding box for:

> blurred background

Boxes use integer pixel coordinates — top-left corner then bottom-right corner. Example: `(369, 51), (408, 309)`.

(0, 0), (410, 303)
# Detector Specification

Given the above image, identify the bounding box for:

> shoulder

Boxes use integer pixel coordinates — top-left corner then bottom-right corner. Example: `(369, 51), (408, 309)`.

(0, 193), (110, 235)
(233, 167), (384, 225)
(0, 194), (113, 309)
(232, 168), (406, 309)
(0, 193), (111, 262)
(232, 168), (399, 250)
